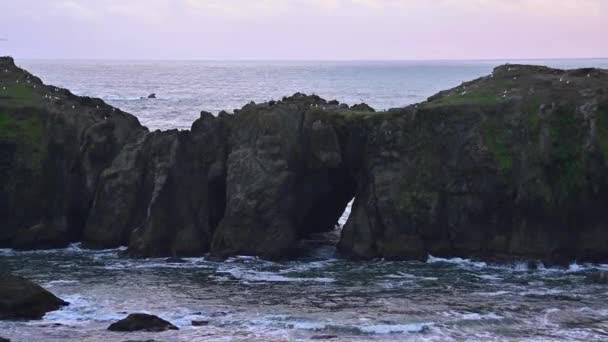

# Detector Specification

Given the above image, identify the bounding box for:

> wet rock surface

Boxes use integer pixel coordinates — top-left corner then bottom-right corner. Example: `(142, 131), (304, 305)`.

(108, 313), (178, 332)
(0, 273), (68, 320)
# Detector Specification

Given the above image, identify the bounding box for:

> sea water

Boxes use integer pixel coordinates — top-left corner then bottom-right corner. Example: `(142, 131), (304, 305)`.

(17, 58), (608, 130)
(2, 59), (608, 341)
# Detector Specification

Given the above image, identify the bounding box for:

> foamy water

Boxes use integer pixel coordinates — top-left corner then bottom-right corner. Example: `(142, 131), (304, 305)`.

(2, 240), (608, 341)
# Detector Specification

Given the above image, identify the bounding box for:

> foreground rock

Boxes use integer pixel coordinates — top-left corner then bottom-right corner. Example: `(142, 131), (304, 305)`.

(0, 337), (10, 342)
(0, 274), (68, 320)
(108, 313), (178, 332)
(2, 55), (608, 263)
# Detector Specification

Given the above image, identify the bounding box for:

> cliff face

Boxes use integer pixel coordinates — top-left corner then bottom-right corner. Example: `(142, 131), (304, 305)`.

(2, 56), (608, 263)
(0, 57), (145, 249)
(340, 65), (608, 264)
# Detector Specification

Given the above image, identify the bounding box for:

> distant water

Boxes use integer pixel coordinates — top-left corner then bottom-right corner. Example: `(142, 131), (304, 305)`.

(4, 59), (608, 341)
(17, 59), (608, 130)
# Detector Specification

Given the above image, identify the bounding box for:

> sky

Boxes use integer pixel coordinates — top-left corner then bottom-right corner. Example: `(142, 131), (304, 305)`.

(0, 0), (607, 60)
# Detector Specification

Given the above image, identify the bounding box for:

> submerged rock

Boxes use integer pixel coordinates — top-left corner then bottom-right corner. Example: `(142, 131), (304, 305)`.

(191, 319), (209, 326)
(0, 274), (68, 320)
(311, 335), (338, 340)
(108, 313), (178, 332)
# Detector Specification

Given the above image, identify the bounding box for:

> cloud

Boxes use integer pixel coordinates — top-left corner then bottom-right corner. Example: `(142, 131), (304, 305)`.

(1, 0), (606, 59)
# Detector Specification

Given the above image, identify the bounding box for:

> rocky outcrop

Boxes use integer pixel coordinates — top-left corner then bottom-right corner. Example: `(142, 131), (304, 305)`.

(83, 111), (230, 256)
(0, 56), (145, 249)
(0, 274), (68, 320)
(210, 95), (356, 258)
(339, 65), (608, 264)
(108, 313), (178, 332)
(2, 56), (608, 264)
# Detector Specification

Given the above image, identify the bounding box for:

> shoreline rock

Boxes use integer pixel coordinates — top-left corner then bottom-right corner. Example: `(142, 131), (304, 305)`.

(0, 274), (68, 320)
(108, 313), (178, 332)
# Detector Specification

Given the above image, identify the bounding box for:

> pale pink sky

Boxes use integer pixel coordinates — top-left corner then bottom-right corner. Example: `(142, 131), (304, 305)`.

(1, 0), (607, 60)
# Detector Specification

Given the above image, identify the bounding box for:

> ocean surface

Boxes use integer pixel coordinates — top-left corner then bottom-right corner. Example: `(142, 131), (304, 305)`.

(3, 59), (608, 341)
(16, 58), (608, 130)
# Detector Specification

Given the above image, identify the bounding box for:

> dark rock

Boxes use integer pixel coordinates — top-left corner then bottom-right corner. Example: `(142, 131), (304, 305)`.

(147, 93), (156, 99)
(191, 319), (209, 326)
(350, 103), (375, 112)
(311, 335), (338, 340)
(108, 313), (178, 332)
(0, 274), (68, 320)
(339, 65), (608, 263)
(11, 222), (69, 250)
(83, 111), (231, 256)
(0, 56), (146, 250)
(0, 337), (10, 342)
(210, 94), (356, 258)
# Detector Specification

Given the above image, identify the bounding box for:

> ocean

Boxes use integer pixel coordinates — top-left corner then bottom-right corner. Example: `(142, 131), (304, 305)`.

(2, 59), (608, 341)
(17, 59), (608, 130)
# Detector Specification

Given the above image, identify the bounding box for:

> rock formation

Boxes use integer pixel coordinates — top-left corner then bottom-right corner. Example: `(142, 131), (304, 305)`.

(339, 65), (608, 264)
(0, 274), (68, 320)
(2, 56), (608, 264)
(108, 313), (178, 332)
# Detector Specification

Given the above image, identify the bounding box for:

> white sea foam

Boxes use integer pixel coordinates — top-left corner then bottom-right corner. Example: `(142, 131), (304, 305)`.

(520, 288), (563, 296)
(44, 280), (79, 287)
(443, 311), (503, 321)
(255, 315), (433, 335)
(427, 255), (487, 268)
(472, 290), (510, 297)
(216, 265), (335, 283)
(41, 294), (123, 325)
(475, 274), (503, 281)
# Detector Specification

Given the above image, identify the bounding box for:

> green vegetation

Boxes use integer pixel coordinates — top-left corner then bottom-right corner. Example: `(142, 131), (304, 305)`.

(0, 110), (46, 176)
(546, 106), (585, 207)
(0, 82), (47, 110)
(421, 78), (515, 109)
(0, 83), (35, 100)
(525, 96), (543, 132)
(482, 118), (514, 173)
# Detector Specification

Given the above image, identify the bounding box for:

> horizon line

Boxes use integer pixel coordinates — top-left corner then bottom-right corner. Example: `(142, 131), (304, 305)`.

(9, 56), (608, 63)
